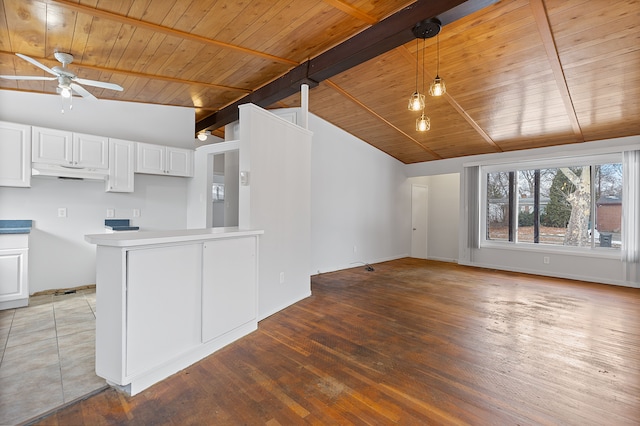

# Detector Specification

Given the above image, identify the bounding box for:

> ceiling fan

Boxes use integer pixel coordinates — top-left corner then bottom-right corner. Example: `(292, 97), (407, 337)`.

(0, 52), (123, 100)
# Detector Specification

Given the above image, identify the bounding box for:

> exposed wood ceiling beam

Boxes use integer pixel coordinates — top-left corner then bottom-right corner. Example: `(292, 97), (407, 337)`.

(530, 0), (584, 142)
(0, 50), (252, 95)
(197, 64), (320, 134)
(45, 0), (299, 66)
(397, 46), (502, 152)
(324, 79), (443, 160)
(322, 0), (378, 24)
(196, 0), (499, 134)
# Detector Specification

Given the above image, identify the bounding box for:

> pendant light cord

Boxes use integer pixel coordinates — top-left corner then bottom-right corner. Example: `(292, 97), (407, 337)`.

(421, 38), (425, 99)
(436, 34), (440, 76)
(415, 38), (419, 92)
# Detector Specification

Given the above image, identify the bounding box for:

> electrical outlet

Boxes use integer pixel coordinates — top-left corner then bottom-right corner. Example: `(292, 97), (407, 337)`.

(353, 245), (357, 253)
(543, 256), (550, 264)
(106, 208), (115, 218)
(133, 208), (140, 217)
(58, 207), (67, 218)
(279, 272), (285, 284)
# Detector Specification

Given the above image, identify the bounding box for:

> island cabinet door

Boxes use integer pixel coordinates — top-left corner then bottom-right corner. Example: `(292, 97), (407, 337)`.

(201, 237), (257, 343)
(125, 243), (202, 378)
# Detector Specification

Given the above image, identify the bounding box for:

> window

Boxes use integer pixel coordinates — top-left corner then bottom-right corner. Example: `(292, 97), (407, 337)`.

(483, 155), (623, 250)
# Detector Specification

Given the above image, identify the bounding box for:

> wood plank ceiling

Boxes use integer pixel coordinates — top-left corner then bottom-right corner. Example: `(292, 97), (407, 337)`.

(1, 0), (638, 164)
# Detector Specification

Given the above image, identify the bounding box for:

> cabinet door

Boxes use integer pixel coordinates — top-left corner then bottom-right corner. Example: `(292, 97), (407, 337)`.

(73, 133), (109, 169)
(0, 248), (28, 304)
(107, 139), (134, 192)
(0, 121), (31, 187)
(135, 142), (165, 174)
(166, 147), (193, 177)
(126, 244), (202, 378)
(32, 126), (73, 165)
(202, 237), (257, 343)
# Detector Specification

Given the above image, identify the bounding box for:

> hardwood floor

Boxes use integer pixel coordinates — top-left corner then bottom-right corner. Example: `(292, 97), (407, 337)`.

(31, 259), (639, 425)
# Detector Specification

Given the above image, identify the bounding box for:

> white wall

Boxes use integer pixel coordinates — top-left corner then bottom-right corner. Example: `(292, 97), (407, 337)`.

(308, 113), (411, 274)
(0, 90), (196, 293)
(0, 175), (188, 292)
(0, 90), (195, 148)
(238, 104), (313, 319)
(410, 174), (460, 263)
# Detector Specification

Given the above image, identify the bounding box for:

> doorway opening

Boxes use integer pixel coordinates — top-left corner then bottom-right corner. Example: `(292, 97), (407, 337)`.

(211, 151), (239, 227)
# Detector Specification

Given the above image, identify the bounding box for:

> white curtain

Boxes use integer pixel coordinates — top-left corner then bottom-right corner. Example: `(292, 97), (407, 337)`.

(458, 166), (480, 264)
(622, 150), (640, 263)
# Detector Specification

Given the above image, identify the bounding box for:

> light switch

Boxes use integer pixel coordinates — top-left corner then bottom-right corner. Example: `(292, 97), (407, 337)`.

(106, 208), (115, 218)
(133, 208), (140, 217)
(240, 171), (249, 186)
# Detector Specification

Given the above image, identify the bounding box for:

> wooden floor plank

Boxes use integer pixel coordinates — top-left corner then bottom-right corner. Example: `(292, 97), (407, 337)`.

(32, 259), (640, 425)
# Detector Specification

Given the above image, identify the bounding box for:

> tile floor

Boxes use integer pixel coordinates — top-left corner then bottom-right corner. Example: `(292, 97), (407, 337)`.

(0, 289), (107, 425)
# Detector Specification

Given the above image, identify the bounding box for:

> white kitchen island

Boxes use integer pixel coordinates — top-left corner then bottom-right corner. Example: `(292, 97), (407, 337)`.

(85, 227), (263, 395)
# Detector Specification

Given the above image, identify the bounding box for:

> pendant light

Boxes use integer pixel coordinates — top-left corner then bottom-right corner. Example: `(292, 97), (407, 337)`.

(407, 38), (425, 111)
(408, 18), (441, 131)
(416, 37), (430, 132)
(429, 33), (446, 97)
(416, 112), (430, 131)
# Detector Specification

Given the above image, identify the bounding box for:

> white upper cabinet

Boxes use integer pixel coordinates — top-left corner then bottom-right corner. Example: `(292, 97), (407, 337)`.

(166, 147), (192, 176)
(73, 133), (109, 169)
(0, 121), (31, 187)
(32, 127), (108, 169)
(135, 142), (193, 177)
(107, 139), (135, 193)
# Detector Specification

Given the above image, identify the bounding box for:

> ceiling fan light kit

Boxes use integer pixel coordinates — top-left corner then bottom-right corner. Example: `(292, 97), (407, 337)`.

(0, 52), (124, 112)
(197, 130), (211, 141)
(407, 18), (443, 132)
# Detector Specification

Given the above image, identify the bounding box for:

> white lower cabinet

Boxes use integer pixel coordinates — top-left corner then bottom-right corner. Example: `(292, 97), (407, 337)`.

(202, 238), (257, 342)
(0, 235), (29, 310)
(90, 230), (260, 395)
(126, 244), (202, 377)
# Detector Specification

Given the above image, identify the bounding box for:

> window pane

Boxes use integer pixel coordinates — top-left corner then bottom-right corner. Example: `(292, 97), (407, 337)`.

(538, 168), (576, 245)
(516, 170), (537, 243)
(556, 166), (591, 247)
(487, 171), (510, 241)
(594, 163), (622, 249)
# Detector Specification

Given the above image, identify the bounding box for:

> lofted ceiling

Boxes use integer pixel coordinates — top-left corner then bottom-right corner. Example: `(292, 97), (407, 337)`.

(0, 0), (638, 164)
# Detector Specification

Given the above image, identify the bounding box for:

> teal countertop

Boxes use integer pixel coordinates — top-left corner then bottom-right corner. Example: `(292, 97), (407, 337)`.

(0, 220), (33, 234)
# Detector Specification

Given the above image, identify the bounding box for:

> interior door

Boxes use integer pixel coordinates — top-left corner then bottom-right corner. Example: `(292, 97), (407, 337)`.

(411, 184), (428, 259)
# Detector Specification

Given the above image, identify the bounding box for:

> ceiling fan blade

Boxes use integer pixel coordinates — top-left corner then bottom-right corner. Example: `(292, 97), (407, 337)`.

(75, 78), (123, 91)
(0, 75), (57, 81)
(16, 53), (57, 75)
(70, 83), (97, 100)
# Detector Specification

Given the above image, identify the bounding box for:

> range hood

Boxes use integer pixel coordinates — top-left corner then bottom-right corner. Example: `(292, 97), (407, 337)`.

(31, 163), (109, 180)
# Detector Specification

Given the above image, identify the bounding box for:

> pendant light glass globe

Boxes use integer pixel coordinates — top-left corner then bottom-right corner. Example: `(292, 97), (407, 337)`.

(429, 33), (446, 97)
(407, 38), (425, 111)
(408, 92), (425, 111)
(429, 76), (446, 96)
(416, 112), (430, 132)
